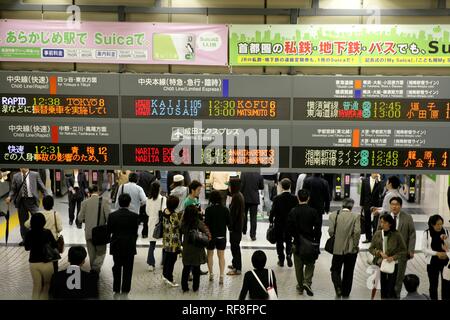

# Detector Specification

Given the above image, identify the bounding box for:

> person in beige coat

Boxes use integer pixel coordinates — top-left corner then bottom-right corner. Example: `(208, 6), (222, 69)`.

(328, 198), (361, 298)
(370, 214), (407, 299)
(77, 185), (111, 273)
(376, 196), (416, 298)
(25, 195), (62, 241)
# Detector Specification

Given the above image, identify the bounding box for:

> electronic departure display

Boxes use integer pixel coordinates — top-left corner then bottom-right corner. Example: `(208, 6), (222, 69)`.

(292, 147), (449, 170)
(294, 98), (450, 121)
(0, 143), (119, 166)
(1, 94), (119, 117)
(2, 72), (449, 171)
(121, 96), (290, 120)
(122, 145), (290, 168)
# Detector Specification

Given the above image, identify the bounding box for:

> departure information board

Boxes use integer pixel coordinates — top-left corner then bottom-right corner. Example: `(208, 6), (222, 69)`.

(292, 76), (450, 173)
(0, 71), (121, 168)
(1, 94), (119, 117)
(121, 96), (289, 120)
(1, 72), (449, 172)
(120, 74), (292, 170)
(292, 147), (449, 170)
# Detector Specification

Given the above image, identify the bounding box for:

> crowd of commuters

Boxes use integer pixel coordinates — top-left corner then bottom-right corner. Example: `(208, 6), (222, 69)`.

(4, 168), (450, 300)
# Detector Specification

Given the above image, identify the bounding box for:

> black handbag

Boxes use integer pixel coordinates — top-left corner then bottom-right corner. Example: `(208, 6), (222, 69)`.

(298, 233), (319, 259)
(266, 223), (276, 244)
(325, 210), (340, 254)
(42, 242), (61, 262)
(92, 197), (110, 246)
(188, 228), (209, 248)
(152, 198), (164, 239)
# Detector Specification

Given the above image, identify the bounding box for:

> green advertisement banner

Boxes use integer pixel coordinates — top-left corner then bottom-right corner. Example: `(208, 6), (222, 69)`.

(229, 24), (450, 67)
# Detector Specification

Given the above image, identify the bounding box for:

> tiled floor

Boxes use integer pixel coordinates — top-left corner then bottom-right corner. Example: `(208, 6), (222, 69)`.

(0, 245), (433, 300)
(0, 188), (441, 300)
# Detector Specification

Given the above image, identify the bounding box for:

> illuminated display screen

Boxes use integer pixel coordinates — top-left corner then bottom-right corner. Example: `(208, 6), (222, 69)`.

(292, 147), (449, 170)
(123, 144), (290, 168)
(294, 98), (450, 121)
(0, 143), (119, 165)
(1, 94), (119, 117)
(121, 96), (290, 120)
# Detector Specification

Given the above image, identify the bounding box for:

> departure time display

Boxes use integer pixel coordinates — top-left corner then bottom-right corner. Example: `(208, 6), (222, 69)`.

(121, 96), (290, 120)
(0, 142), (119, 165)
(292, 147), (449, 170)
(123, 145), (290, 168)
(294, 98), (450, 121)
(1, 94), (119, 117)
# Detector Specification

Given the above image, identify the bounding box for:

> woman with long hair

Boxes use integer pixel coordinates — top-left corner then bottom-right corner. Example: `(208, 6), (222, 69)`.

(146, 181), (167, 271)
(369, 214), (406, 299)
(227, 178), (245, 276)
(25, 212), (58, 299)
(181, 205), (211, 292)
(161, 195), (182, 287)
(205, 190), (230, 284)
(422, 214), (450, 300)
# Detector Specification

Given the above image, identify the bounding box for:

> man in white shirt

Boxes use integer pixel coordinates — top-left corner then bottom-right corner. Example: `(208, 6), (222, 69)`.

(114, 172), (146, 215)
(209, 171), (232, 206)
(66, 169), (88, 228)
(372, 175), (401, 235)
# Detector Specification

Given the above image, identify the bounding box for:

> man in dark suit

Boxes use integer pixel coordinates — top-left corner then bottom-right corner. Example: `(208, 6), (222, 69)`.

(137, 170), (157, 238)
(278, 172), (299, 194)
(49, 246), (98, 299)
(65, 169), (89, 228)
(240, 172), (264, 241)
(302, 173), (330, 221)
(6, 168), (48, 244)
(269, 178), (298, 267)
(107, 193), (139, 296)
(287, 189), (322, 297)
(359, 173), (383, 243)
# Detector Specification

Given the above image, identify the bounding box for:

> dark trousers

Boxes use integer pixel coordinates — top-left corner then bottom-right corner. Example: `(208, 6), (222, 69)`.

(230, 231), (242, 271)
(380, 265), (398, 299)
(161, 248), (166, 266)
(427, 259), (450, 300)
(139, 205), (148, 237)
(372, 215), (379, 237)
(112, 255), (135, 293)
(182, 265), (200, 292)
(330, 253), (357, 297)
(243, 204), (258, 238)
(276, 230), (292, 263)
(147, 241), (156, 266)
(68, 195), (82, 223)
(163, 251), (178, 282)
(363, 207), (373, 241)
(18, 197), (40, 240)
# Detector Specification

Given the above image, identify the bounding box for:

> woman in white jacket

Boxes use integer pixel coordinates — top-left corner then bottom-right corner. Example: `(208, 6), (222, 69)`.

(146, 181), (166, 271)
(421, 214), (450, 300)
